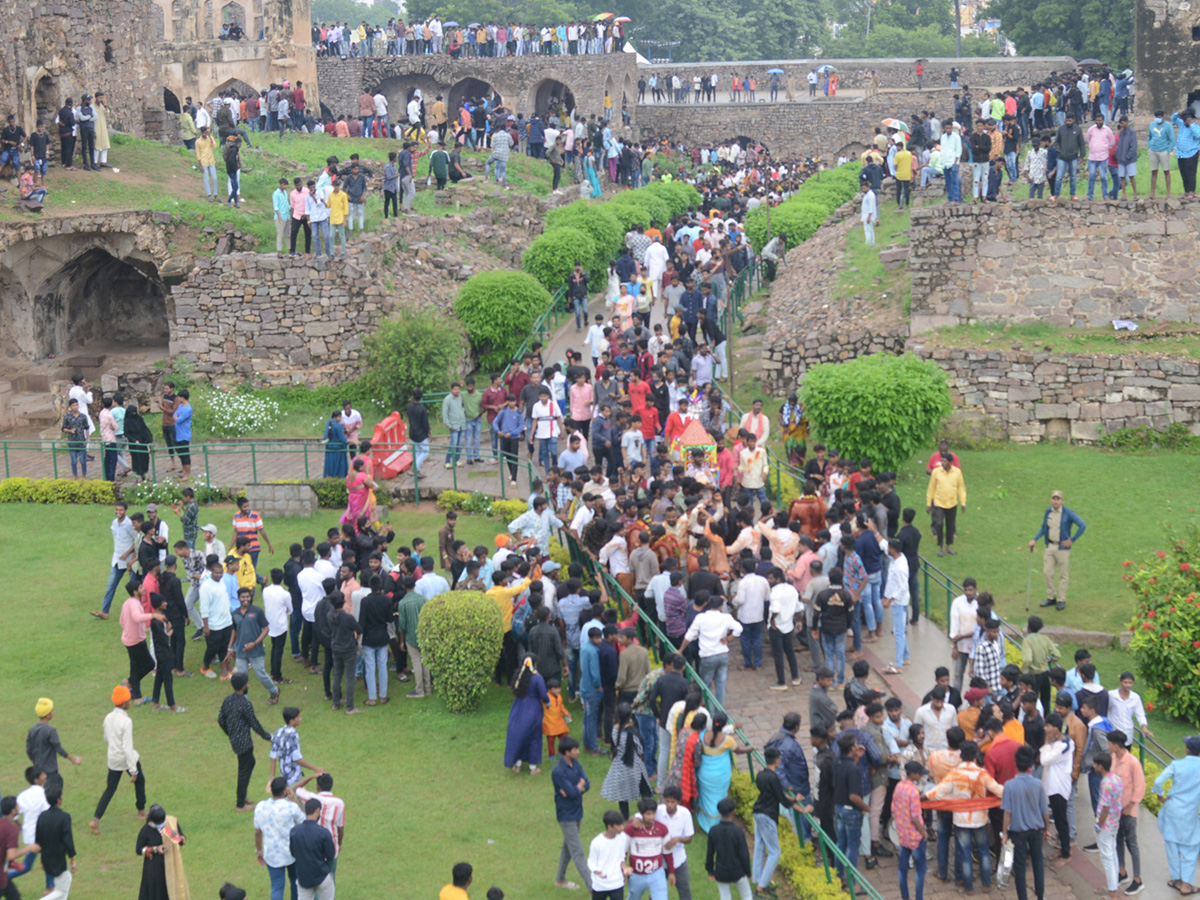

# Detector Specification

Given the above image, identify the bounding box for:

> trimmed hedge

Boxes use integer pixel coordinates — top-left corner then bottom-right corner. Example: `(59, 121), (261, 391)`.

(0, 477), (116, 504)
(604, 201), (652, 234)
(543, 202), (624, 283)
(419, 591), (504, 713)
(521, 226), (597, 294)
(268, 478), (350, 508)
(745, 164), (862, 252)
(454, 270), (554, 371)
(610, 190), (671, 226)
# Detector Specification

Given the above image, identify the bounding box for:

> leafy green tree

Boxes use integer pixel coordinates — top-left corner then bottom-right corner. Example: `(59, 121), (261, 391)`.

(822, 23), (999, 58)
(454, 271), (552, 371)
(985, 0), (1132, 67)
(404, 0), (580, 24)
(801, 354), (952, 473)
(419, 592), (504, 713)
(311, 0), (399, 25)
(360, 309), (468, 412)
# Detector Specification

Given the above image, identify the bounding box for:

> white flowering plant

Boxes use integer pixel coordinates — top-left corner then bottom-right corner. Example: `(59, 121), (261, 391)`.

(204, 390), (283, 438)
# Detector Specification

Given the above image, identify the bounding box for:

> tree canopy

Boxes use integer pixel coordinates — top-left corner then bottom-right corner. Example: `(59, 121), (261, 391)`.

(984, 0), (1132, 68)
(311, 0), (400, 25)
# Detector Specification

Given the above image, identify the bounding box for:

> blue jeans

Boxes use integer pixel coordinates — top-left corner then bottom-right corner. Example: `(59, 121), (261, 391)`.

(698, 653), (729, 706)
(313, 219), (331, 257)
(566, 647), (580, 698)
(538, 437), (556, 474)
(228, 169), (240, 204)
(628, 866), (668, 900)
(581, 688), (603, 751)
(972, 162), (989, 199)
(739, 621), (763, 668)
(753, 813), (781, 888)
(359, 115), (372, 135)
(101, 565), (128, 614)
(1005, 150), (1018, 182)
(821, 632), (846, 684)
(936, 811), (961, 880)
(863, 571), (883, 631)
(956, 825), (991, 891)
(413, 438), (430, 473)
(1088, 769), (1102, 814)
(362, 644), (388, 701)
(69, 448), (87, 477)
(202, 164), (217, 196)
(637, 712), (659, 776)
(892, 603), (910, 667)
(835, 806), (863, 880)
(330, 222), (346, 255)
(465, 418), (482, 461)
(1056, 158), (1078, 198)
(573, 295), (589, 329)
(268, 862), (298, 900)
(899, 839), (927, 900)
(445, 429), (464, 463)
(944, 165), (961, 202)
(1087, 159), (1107, 199)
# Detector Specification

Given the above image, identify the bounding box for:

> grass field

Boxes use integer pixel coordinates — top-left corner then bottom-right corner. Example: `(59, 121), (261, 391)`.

(920, 320), (1200, 358)
(3, 133), (555, 253)
(0, 504), (730, 900)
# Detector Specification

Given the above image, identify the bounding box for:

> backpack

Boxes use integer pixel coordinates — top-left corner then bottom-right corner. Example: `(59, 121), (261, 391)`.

(511, 595), (532, 641)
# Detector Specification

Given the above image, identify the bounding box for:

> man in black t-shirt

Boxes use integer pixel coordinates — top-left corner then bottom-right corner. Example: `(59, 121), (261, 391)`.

(832, 731), (871, 881)
(29, 122), (50, 186)
(0, 114), (26, 176)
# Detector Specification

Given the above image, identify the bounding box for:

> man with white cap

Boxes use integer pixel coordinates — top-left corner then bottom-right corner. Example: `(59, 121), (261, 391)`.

(203, 523), (227, 565)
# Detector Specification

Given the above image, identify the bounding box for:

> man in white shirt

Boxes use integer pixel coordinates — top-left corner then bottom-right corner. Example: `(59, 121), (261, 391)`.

(913, 687), (958, 750)
(584, 316), (608, 368)
(1107, 672), (1152, 740)
(372, 91), (388, 134)
(732, 558), (769, 670)
(598, 532), (630, 581)
(883, 540), (911, 674)
(948, 578), (978, 693)
(531, 386), (563, 475)
(568, 493), (600, 539)
(679, 594), (742, 706)
(646, 563), (673, 624)
(766, 567), (801, 690)
(91, 685), (144, 834)
(202, 523), (227, 565)
(17, 769), (49, 853)
(414, 566), (450, 600)
(96, 501), (138, 618)
(261, 569), (293, 683)
(296, 553), (326, 670)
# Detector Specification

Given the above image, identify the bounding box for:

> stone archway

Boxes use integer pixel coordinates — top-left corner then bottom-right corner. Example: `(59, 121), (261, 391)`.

(836, 141), (867, 161)
(448, 77), (498, 115)
(163, 88), (182, 114)
(533, 78), (575, 116)
(220, 1), (245, 27)
(29, 250), (169, 360)
(34, 75), (59, 129)
(623, 73), (633, 106)
(373, 74), (442, 127)
(207, 77), (258, 101)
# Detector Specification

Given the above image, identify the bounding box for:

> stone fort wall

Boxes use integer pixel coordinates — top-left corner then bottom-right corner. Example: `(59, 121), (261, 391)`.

(908, 200), (1200, 334)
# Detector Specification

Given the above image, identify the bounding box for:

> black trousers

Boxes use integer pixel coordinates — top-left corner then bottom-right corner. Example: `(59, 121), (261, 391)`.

(289, 218), (312, 254)
(236, 750), (255, 807)
(499, 435), (521, 482)
(59, 135), (75, 168)
(270, 633), (287, 680)
(301, 619), (315, 666)
(1048, 793), (1070, 858)
(1009, 828), (1045, 900)
(152, 662), (175, 707)
(931, 505), (958, 547)
(203, 626), (231, 670)
(769, 626), (798, 685)
(79, 128), (96, 168)
(1180, 154), (1198, 194)
(170, 625), (187, 672)
(383, 189), (398, 218)
(94, 761), (146, 819)
(319, 641), (333, 697)
(331, 651), (358, 709)
(126, 641), (155, 700)
(551, 163), (562, 190)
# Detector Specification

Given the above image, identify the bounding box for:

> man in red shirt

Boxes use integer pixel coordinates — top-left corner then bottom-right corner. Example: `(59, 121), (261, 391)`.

(663, 397), (692, 448)
(847, 458), (873, 497)
(925, 441), (961, 473)
(626, 798), (675, 897)
(481, 373), (508, 463)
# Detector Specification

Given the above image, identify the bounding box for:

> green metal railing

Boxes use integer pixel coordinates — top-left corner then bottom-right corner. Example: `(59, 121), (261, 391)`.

(563, 531), (888, 900)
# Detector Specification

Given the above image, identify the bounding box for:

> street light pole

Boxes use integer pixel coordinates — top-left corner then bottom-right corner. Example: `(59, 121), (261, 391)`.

(955, 0), (962, 57)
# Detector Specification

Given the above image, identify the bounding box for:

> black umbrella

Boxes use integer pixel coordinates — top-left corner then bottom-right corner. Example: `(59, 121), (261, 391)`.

(1079, 58), (1104, 66)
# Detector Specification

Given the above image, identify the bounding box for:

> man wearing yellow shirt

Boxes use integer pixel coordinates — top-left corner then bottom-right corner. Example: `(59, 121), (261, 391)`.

(439, 862), (472, 900)
(327, 181), (349, 257)
(232, 536), (259, 595)
(488, 572), (532, 685)
(894, 140), (913, 209)
(194, 125), (218, 202)
(925, 452), (966, 557)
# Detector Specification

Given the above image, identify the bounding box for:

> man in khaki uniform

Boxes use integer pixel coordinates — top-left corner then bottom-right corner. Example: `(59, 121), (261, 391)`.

(1029, 490), (1087, 612)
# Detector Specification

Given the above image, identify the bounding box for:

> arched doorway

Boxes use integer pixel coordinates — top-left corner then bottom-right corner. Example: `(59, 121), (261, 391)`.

(533, 79), (575, 116)
(163, 88), (182, 114)
(372, 75), (441, 124)
(448, 78), (499, 115)
(220, 1), (245, 27)
(34, 76), (59, 128)
(623, 74), (633, 107)
(31, 250), (169, 360)
(207, 78), (259, 101)
(604, 74), (615, 106)
(836, 142), (867, 161)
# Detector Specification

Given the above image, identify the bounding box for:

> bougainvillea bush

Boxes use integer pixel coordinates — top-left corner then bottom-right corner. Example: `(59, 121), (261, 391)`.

(1125, 522), (1200, 721)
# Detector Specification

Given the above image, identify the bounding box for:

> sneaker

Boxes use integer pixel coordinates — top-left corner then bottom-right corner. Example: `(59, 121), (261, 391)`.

(219, 672), (232, 681)
(406, 691), (426, 699)
(1124, 881), (1144, 895)
(1082, 843), (1100, 853)
(201, 668), (217, 679)
(791, 678), (803, 686)
(191, 628), (204, 640)
(768, 684), (788, 691)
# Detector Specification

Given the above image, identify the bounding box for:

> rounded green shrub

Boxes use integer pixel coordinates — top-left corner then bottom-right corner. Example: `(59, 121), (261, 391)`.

(642, 182), (689, 217)
(454, 271), (553, 371)
(0, 477), (116, 504)
(419, 590), (505, 713)
(744, 202), (834, 252)
(521, 226), (597, 294)
(361, 308), (469, 411)
(801, 354), (952, 473)
(543, 202), (624, 282)
(665, 181), (703, 212)
(604, 200), (652, 234)
(612, 190), (671, 226)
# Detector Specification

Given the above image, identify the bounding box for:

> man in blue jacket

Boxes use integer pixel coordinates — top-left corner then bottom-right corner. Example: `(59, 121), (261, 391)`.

(551, 736), (593, 891)
(1029, 489), (1087, 612)
(764, 712), (812, 841)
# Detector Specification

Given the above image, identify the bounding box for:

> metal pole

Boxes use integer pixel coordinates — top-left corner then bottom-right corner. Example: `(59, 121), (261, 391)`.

(304, 443), (309, 480)
(52, 441), (59, 480)
(251, 444), (258, 484)
(203, 444), (210, 487)
(3, 441), (8, 479)
(955, 0), (962, 57)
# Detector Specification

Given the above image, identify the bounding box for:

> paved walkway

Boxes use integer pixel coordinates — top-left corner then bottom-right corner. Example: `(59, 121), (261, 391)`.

(719, 613), (1178, 900)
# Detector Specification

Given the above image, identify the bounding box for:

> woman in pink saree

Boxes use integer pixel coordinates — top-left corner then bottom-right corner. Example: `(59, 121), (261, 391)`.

(341, 457), (378, 527)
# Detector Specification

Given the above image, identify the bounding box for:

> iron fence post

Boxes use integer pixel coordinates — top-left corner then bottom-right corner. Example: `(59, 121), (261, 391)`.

(251, 444), (258, 483)
(203, 444), (210, 487)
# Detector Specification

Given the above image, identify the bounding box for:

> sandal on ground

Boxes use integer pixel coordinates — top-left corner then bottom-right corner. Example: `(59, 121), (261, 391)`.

(529, 766), (541, 774)
(134, 698), (152, 705)
(1177, 886), (1199, 896)
(883, 666), (903, 675)
(268, 694), (280, 705)
(554, 882), (581, 890)
(90, 611), (109, 619)
(380, 696), (391, 704)
(170, 706), (187, 713)
(366, 700), (377, 706)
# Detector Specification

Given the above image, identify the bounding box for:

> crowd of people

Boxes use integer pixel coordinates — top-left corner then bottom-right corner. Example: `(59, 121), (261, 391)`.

(857, 65), (1200, 214)
(312, 18), (628, 60)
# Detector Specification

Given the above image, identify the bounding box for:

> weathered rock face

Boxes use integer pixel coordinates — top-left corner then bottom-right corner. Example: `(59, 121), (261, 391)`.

(169, 201), (550, 385)
(908, 200), (1200, 333)
(1136, 0), (1199, 120)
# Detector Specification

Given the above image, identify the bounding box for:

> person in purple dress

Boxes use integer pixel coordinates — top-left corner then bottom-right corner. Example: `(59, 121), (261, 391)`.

(505, 655), (550, 775)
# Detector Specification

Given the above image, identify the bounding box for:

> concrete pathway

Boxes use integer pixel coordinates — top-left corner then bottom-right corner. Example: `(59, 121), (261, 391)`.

(720, 612), (1179, 900)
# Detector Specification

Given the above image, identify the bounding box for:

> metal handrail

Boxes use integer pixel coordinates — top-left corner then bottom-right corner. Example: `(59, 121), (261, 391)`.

(563, 531), (888, 900)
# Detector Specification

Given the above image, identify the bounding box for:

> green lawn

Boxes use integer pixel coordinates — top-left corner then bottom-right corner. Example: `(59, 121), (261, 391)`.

(0, 504), (730, 900)
(921, 320), (1200, 359)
